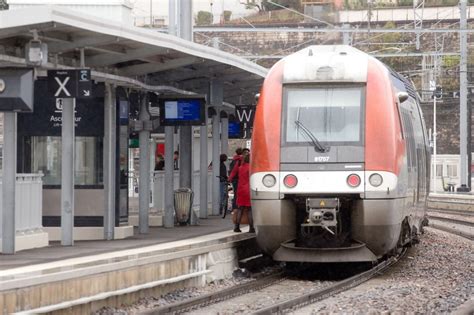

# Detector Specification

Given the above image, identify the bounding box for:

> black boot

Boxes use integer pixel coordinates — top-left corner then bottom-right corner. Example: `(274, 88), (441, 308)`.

(248, 226), (255, 233)
(234, 208), (242, 232)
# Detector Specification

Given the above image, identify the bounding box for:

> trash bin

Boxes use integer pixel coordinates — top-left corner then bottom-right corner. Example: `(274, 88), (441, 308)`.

(174, 188), (194, 225)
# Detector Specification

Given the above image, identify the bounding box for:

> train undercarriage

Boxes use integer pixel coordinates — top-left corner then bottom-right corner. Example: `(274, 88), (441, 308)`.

(255, 195), (416, 263)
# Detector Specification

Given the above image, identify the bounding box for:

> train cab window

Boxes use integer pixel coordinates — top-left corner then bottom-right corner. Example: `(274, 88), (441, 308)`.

(283, 86), (364, 145)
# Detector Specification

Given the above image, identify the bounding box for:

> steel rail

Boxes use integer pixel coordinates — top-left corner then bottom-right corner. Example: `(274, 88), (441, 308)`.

(428, 215), (474, 227)
(254, 249), (407, 315)
(428, 223), (474, 240)
(140, 271), (286, 314)
(427, 208), (474, 216)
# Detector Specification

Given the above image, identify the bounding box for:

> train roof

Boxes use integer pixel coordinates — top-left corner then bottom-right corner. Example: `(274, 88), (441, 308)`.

(282, 45), (372, 84)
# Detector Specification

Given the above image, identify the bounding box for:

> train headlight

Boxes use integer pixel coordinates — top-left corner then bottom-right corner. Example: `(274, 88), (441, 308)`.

(369, 173), (383, 187)
(283, 174), (298, 188)
(262, 174), (276, 188)
(347, 174), (361, 187)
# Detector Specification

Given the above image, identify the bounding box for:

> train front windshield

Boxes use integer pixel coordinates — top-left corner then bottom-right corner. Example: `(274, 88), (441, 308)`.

(284, 86), (364, 145)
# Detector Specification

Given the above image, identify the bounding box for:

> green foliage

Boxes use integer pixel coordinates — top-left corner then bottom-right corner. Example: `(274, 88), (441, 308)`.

(261, 0), (302, 11)
(381, 21), (401, 43)
(443, 55), (460, 68)
(397, 0), (413, 6)
(195, 11), (213, 26)
(223, 10), (232, 22)
(0, 0), (8, 10)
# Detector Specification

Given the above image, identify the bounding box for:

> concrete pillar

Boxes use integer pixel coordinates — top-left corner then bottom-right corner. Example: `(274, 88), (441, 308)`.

(2, 112), (17, 254)
(61, 98), (75, 246)
(103, 83), (116, 240)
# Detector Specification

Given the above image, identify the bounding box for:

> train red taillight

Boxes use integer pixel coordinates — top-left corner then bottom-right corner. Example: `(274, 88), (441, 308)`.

(347, 174), (361, 187)
(283, 174), (298, 188)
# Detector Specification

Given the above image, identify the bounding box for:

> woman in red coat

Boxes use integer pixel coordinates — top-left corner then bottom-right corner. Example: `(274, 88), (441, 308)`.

(228, 153), (255, 233)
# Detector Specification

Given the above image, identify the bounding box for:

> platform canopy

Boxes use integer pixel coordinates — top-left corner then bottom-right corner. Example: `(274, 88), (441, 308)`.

(0, 6), (267, 105)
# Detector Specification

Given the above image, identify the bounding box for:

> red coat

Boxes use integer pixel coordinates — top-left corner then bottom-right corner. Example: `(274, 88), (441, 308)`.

(228, 162), (251, 207)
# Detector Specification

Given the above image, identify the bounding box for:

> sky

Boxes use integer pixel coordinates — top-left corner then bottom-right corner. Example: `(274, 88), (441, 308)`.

(132, 0), (260, 23)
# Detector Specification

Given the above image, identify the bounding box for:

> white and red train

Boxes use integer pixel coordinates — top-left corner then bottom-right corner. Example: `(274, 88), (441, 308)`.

(250, 45), (430, 263)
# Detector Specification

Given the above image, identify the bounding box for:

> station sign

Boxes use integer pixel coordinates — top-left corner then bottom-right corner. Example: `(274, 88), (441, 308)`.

(18, 79), (104, 137)
(235, 105), (255, 139)
(48, 69), (92, 98)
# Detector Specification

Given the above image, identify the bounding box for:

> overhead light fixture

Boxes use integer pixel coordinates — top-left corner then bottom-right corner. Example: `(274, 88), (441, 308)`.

(25, 29), (48, 66)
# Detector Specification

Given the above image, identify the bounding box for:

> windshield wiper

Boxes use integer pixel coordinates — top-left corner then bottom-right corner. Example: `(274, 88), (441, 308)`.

(295, 120), (329, 153)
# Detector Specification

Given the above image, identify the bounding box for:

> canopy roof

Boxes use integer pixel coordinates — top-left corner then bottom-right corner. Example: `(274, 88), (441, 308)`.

(0, 6), (267, 105)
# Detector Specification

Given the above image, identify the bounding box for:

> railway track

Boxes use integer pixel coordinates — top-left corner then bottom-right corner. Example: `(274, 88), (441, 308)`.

(141, 249), (406, 314)
(139, 271), (287, 314)
(427, 215), (474, 241)
(427, 208), (474, 217)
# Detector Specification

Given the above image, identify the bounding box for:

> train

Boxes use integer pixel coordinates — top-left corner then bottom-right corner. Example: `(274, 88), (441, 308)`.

(250, 45), (430, 263)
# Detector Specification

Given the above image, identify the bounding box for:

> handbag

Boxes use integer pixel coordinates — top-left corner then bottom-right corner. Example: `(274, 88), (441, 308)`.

(231, 208), (249, 225)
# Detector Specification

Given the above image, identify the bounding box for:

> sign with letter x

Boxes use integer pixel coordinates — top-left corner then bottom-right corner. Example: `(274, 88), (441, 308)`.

(48, 69), (92, 98)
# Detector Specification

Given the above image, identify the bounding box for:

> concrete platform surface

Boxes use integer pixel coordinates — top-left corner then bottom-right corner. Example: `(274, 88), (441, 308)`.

(0, 215), (236, 271)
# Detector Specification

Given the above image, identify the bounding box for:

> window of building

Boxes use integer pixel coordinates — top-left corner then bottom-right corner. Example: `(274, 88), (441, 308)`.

(31, 136), (103, 185)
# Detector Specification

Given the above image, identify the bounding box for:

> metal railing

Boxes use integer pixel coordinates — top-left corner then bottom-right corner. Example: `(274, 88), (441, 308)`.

(0, 174), (44, 236)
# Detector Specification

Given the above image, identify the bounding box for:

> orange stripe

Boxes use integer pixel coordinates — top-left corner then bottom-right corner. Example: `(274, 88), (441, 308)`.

(365, 59), (405, 174)
(250, 61), (284, 174)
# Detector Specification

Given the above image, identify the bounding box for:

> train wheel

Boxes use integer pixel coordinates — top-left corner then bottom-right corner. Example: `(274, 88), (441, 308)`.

(398, 218), (412, 248)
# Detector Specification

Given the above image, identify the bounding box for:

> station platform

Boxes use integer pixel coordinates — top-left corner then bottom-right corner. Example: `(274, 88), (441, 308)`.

(0, 216), (258, 314)
(0, 216), (236, 270)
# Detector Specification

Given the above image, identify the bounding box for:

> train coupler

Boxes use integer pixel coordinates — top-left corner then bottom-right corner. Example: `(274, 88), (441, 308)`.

(301, 198), (340, 235)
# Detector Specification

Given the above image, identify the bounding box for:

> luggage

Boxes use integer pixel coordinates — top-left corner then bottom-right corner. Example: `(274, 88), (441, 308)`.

(231, 208), (249, 225)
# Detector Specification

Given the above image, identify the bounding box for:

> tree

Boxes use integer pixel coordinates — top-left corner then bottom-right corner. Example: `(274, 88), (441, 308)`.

(195, 11), (213, 26)
(0, 0), (8, 10)
(223, 10), (232, 22)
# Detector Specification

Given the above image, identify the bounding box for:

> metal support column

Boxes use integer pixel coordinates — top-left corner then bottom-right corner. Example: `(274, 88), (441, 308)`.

(200, 121), (208, 219)
(168, 0), (177, 36)
(2, 112), (17, 254)
(138, 96), (150, 233)
(103, 83), (116, 240)
(210, 79), (223, 216)
(458, 0), (469, 191)
(178, 0), (193, 41)
(221, 115), (229, 156)
(61, 98), (75, 246)
(212, 112), (220, 216)
(164, 126), (174, 227)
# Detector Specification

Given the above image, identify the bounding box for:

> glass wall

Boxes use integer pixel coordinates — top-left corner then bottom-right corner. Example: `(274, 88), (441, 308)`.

(31, 136), (103, 185)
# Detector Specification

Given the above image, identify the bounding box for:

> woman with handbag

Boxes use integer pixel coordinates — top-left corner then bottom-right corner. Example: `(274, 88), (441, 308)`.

(228, 153), (255, 233)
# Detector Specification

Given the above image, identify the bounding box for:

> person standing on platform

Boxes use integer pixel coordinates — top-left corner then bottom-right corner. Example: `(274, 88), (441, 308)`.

(219, 153), (228, 215)
(228, 153), (254, 233)
(229, 148), (243, 213)
(154, 154), (165, 171)
(173, 151), (179, 170)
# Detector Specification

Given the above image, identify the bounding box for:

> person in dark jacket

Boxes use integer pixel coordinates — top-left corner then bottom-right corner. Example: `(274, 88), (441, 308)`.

(228, 153), (254, 233)
(154, 154), (164, 171)
(219, 153), (228, 215)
